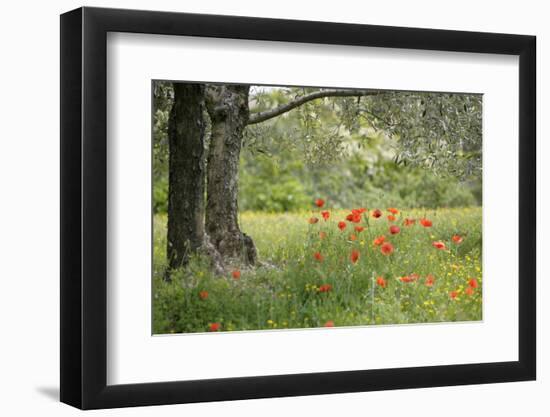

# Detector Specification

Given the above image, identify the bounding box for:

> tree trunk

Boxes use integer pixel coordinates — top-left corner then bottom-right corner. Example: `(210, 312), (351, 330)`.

(205, 85), (257, 265)
(166, 83), (207, 273)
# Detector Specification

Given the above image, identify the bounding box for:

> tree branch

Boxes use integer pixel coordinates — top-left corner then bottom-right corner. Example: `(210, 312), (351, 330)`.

(358, 110), (395, 129)
(247, 89), (382, 125)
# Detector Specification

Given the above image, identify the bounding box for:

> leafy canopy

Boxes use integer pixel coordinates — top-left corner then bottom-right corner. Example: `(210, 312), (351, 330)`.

(246, 87), (482, 180)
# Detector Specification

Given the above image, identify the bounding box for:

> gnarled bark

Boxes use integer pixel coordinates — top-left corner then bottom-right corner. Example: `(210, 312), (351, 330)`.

(166, 83), (208, 273)
(205, 84), (257, 265)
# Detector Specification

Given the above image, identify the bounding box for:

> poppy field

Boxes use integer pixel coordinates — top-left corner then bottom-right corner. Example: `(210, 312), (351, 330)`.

(152, 203), (482, 334)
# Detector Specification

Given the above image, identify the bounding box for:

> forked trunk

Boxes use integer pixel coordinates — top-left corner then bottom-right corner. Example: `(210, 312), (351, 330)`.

(205, 85), (257, 265)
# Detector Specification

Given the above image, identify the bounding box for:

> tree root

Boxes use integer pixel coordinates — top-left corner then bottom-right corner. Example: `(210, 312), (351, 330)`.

(242, 233), (257, 265)
(164, 233), (260, 279)
(200, 234), (226, 276)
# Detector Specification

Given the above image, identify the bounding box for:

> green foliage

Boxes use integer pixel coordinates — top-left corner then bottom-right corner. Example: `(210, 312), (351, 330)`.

(153, 81), (172, 214)
(240, 177), (310, 212)
(358, 160), (478, 209)
(238, 86), (481, 213)
(239, 150), (310, 212)
(153, 176), (168, 213)
(238, 139), (479, 213)
(365, 92), (483, 180)
(245, 87), (351, 166)
(248, 87), (483, 180)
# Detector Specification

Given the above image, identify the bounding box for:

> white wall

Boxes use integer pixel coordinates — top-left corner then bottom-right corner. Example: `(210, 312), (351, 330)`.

(0, 0), (545, 415)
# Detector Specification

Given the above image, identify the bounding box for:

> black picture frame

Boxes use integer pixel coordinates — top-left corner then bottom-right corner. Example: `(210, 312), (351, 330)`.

(60, 6), (536, 410)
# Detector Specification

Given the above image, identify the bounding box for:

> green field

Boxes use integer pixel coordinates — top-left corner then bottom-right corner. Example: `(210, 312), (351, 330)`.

(153, 207), (482, 334)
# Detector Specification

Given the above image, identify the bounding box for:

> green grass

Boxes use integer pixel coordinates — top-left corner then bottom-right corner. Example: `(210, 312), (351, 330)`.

(153, 207), (482, 334)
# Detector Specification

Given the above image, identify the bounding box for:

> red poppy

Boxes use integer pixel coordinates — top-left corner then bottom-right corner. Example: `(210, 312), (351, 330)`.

(380, 242), (394, 255)
(389, 225), (400, 235)
(199, 290), (209, 300)
(400, 273), (419, 283)
(376, 276), (387, 288)
(388, 207), (399, 215)
(420, 218), (432, 227)
(308, 217), (319, 224)
(232, 270), (241, 279)
(465, 287), (475, 296)
(319, 231), (327, 240)
(318, 284), (333, 293)
(373, 235), (386, 246)
(425, 274), (435, 287)
(208, 322), (221, 332)
(338, 221), (347, 231)
(321, 211), (330, 220)
(468, 278), (479, 288)
(350, 249), (360, 264)
(432, 241), (447, 250)
(452, 234), (463, 244)
(387, 214), (396, 222)
(449, 290), (458, 300)
(354, 225), (365, 233)
(403, 218), (416, 226)
(371, 209), (382, 218)
(315, 198), (325, 208)
(313, 252), (324, 262)
(351, 214), (362, 223)
(324, 320), (335, 327)
(346, 212), (362, 223)
(349, 234), (357, 241)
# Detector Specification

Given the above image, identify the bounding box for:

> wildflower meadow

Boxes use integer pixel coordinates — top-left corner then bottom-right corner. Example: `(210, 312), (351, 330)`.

(153, 204), (482, 333)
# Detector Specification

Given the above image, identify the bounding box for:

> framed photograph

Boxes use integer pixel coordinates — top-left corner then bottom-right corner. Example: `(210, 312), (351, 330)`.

(60, 6), (536, 409)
